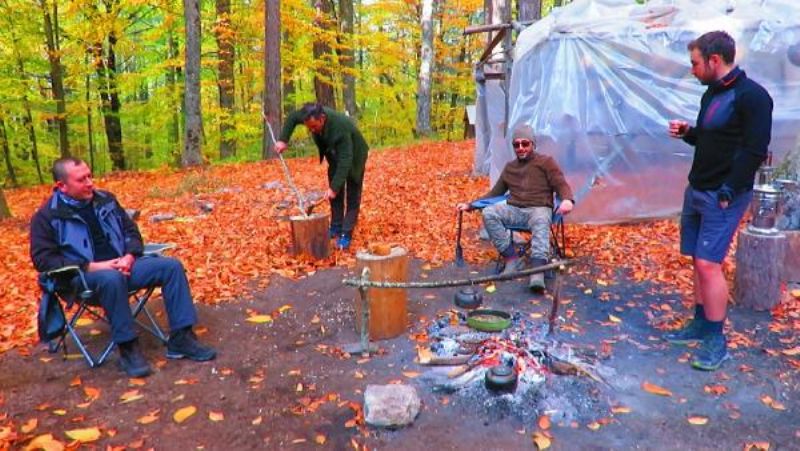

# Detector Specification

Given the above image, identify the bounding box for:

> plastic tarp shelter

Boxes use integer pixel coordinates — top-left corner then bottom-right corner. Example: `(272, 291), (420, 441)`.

(473, 0), (800, 224)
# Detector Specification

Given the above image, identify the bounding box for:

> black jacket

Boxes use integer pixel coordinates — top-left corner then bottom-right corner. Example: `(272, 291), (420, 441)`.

(30, 190), (144, 273)
(683, 67), (773, 193)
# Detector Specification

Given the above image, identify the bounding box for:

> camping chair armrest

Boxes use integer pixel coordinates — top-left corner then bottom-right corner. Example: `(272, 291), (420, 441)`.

(44, 265), (82, 278)
(143, 243), (176, 256)
(470, 194), (510, 210)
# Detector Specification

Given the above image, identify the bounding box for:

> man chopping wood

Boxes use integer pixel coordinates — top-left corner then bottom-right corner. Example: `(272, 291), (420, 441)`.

(275, 103), (369, 250)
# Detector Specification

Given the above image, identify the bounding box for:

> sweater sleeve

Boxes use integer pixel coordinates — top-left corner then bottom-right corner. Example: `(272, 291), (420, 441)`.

(544, 156), (574, 202)
(724, 86), (772, 193)
(483, 170), (509, 199)
(30, 209), (84, 273)
(682, 126), (698, 146)
(329, 133), (354, 192)
(278, 110), (305, 143)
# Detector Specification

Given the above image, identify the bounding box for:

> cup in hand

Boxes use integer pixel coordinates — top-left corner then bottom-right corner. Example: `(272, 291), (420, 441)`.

(668, 120), (688, 137)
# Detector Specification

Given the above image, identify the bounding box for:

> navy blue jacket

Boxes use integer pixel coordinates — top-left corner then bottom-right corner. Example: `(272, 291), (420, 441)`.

(30, 190), (144, 273)
(683, 67), (773, 193)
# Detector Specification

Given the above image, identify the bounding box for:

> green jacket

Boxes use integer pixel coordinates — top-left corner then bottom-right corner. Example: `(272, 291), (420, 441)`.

(279, 107), (369, 192)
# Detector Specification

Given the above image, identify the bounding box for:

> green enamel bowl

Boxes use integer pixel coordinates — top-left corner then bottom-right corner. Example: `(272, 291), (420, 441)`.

(466, 309), (512, 332)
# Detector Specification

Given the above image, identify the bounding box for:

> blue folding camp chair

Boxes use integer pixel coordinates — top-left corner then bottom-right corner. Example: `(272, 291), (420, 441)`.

(454, 194), (566, 272)
(40, 243), (174, 368)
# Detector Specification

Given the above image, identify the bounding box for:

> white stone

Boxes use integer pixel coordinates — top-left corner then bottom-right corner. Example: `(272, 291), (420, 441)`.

(364, 384), (421, 428)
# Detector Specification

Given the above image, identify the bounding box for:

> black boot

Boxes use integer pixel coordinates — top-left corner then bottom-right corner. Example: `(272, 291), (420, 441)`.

(167, 327), (217, 361)
(118, 338), (152, 378)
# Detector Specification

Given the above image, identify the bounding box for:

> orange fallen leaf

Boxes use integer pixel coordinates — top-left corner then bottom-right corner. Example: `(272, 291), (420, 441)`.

(314, 434), (327, 445)
(208, 411), (224, 422)
(703, 384), (728, 396)
(587, 421), (601, 430)
(246, 314), (273, 324)
(128, 378), (147, 386)
(790, 289), (800, 298)
(687, 415), (708, 425)
(26, 433), (65, 451)
(65, 427), (102, 443)
(608, 314), (622, 323)
(136, 409), (160, 425)
(83, 386), (100, 401)
(642, 381), (672, 397)
(120, 390), (144, 404)
(532, 431), (551, 449)
(744, 442), (770, 451)
(173, 405), (197, 423)
(21, 418), (38, 434)
(611, 406), (631, 414)
(537, 415), (551, 430)
(402, 371), (420, 378)
(780, 346), (800, 357)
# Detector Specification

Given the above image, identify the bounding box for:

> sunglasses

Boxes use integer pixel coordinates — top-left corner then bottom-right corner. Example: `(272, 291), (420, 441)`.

(512, 140), (532, 149)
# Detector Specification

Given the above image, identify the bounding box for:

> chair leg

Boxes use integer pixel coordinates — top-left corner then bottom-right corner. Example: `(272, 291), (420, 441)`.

(130, 287), (168, 344)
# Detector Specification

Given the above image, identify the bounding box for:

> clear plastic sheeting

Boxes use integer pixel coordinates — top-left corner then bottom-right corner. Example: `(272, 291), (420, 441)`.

(474, 0), (800, 224)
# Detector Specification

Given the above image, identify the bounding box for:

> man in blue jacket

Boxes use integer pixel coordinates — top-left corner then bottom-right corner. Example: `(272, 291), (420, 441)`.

(666, 31), (773, 371)
(30, 157), (216, 378)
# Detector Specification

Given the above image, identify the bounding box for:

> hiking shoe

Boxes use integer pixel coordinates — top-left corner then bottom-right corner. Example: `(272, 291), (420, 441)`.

(663, 319), (705, 345)
(336, 234), (352, 250)
(691, 334), (730, 371)
(118, 339), (152, 378)
(167, 328), (217, 361)
(528, 273), (546, 292)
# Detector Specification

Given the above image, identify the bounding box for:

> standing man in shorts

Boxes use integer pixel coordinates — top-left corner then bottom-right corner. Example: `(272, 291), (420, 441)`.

(666, 31), (773, 370)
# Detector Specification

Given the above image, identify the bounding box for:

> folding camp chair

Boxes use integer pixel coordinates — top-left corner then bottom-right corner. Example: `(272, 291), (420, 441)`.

(468, 194), (567, 272)
(41, 243), (175, 368)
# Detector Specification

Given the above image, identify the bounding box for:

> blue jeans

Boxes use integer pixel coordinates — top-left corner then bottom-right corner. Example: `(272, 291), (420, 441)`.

(72, 256), (198, 343)
(680, 186), (752, 263)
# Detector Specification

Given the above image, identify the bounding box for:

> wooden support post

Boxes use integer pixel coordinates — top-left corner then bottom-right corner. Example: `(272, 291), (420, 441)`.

(355, 247), (408, 340)
(289, 213), (330, 259)
(734, 228), (787, 310)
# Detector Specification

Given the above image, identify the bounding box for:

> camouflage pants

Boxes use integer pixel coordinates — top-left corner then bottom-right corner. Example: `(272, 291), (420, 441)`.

(481, 203), (552, 260)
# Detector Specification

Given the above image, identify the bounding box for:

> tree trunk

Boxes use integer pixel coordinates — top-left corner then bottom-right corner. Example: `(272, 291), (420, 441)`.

(0, 189), (10, 219)
(312, 0), (336, 108)
(39, 0), (70, 157)
(264, 0), (282, 159)
(415, 0), (435, 137)
(0, 116), (17, 187)
(518, 0), (542, 21)
(9, 28), (44, 183)
(167, 29), (182, 166)
(182, 0), (203, 167)
(94, 17), (125, 171)
(339, 0), (357, 117)
(215, 0), (236, 159)
(85, 54), (96, 171)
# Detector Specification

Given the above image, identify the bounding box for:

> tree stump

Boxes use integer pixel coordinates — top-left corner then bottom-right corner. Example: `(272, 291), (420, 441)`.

(355, 247), (408, 340)
(734, 228), (786, 310)
(290, 213), (330, 259)
(784, 230), (800, 283)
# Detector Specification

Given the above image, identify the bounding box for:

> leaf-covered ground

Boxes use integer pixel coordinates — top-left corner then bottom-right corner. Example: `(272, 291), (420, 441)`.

(1, 141), (798, 449)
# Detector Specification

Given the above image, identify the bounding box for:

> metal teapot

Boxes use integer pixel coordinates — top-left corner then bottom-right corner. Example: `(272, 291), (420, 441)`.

(485, 364), (518, 393)
(454, 287), (483, 310)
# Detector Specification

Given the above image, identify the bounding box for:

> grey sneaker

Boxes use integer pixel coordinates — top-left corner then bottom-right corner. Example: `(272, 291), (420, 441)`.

(528, 273), (545, 292)
(663, 319), (705, 345)
(691, 334), (730, 371)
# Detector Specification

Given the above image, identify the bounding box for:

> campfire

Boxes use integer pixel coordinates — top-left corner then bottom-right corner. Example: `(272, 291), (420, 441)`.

(416, 309), (612, 421)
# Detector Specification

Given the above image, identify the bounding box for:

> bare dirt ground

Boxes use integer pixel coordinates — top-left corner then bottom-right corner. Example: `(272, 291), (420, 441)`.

(2, 256), (799, 450)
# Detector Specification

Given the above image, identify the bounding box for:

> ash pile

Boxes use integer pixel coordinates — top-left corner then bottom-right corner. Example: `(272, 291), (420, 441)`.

(417, 310), (616, 424)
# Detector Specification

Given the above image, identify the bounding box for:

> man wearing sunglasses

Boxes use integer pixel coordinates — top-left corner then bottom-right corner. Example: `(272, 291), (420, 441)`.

(457, 125), (574, 291)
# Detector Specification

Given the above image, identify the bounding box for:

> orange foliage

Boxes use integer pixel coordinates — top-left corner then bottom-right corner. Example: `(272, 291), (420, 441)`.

(0, 140), (797, 357)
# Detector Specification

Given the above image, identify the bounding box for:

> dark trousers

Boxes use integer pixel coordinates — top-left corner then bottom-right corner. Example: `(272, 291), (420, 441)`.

(328, 175), (364, 236)
(73, 256), (198, 344)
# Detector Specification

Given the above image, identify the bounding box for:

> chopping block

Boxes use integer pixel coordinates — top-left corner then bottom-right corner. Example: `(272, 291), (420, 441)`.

(289, 213), (331, 259)
(355, 246), (408, 340)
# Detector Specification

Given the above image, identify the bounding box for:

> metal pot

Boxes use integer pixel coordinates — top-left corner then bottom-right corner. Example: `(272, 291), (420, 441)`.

(485, 364), (518, 393)
(454, 287), (483, 310)
(749, 184), (782, 235)
(756, 165), (775, 186)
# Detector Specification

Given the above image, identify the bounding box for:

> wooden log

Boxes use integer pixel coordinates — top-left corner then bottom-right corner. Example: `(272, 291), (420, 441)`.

(355, 246), (408, 340)
(734, 228), (786, 310)
(289, 213), (330, 259)
(783, 230), (800, 283)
